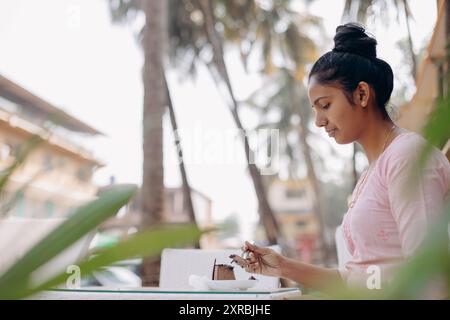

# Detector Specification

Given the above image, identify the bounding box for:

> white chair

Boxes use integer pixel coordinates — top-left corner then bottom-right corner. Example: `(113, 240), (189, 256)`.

(334, 225), (352, 269)
(159, 247), (281, 289)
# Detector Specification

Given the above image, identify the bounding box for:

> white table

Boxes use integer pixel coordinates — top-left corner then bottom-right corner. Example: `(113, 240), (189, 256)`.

(31, 287), (302, 300)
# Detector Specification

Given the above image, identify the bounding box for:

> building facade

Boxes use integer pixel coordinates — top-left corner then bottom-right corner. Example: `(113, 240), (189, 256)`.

(267, 178), (320, 263)
(0, 74), (103, 219)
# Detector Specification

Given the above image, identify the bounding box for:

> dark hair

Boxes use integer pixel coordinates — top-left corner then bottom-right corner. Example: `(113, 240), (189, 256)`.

(309, 23), (394, 118)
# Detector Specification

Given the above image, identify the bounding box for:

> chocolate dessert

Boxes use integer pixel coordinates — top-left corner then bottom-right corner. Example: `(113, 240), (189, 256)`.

(212, 259), (236, 280)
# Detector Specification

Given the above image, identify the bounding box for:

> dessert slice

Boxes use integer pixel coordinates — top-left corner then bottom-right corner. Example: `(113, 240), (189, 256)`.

(211, 259), (236, 280)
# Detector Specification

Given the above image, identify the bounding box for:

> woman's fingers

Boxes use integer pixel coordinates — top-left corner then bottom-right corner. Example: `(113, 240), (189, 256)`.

(245, 262), (260, 274)
(244, 241), (272, 255)
(229, 254), (249, 268)
(244, 241), (258, 252)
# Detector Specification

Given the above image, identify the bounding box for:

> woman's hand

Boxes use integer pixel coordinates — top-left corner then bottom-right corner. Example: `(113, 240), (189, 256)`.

(231, 242), (345, 293)
(234, 241), (285, 277)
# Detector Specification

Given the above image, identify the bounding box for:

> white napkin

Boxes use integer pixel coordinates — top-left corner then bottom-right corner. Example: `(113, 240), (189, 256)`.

(188, 275), (210, 290)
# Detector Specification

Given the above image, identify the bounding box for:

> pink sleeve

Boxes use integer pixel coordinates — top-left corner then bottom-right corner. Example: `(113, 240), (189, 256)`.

(384, 151), (449, 258)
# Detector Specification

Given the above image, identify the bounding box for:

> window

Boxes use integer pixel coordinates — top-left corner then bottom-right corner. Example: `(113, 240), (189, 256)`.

(76, 165), (92, 182)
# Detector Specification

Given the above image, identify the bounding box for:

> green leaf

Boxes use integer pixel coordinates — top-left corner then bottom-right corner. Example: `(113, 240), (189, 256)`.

(384, 201), (450, 299)
(422, 97), (450, 151)
(16, 224), (204, 299)
(0, 184), (137, 294)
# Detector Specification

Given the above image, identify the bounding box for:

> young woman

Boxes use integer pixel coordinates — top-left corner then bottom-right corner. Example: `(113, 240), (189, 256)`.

(235, 23), (450, 295)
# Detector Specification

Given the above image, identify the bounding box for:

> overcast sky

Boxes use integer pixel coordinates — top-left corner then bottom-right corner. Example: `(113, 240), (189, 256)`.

(0, 0), (437, 240)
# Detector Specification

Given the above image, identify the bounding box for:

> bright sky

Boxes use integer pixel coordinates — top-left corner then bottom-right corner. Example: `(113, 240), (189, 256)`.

(0, 0), (437, 240)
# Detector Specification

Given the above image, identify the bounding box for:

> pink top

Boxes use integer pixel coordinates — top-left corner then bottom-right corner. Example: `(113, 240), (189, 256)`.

(340, 132), (450, 290)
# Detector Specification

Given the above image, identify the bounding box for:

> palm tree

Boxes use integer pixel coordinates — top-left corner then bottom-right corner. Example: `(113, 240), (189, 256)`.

(339, 0), (417, 82)
(196, 1), (334, 254)
(108, 0), (202, 284)
(244, 68), (337, 263)
(108, 0), (289, 245)
(173, 0), (330, 254)
(164, 75), (200, 249)
(108, 1), (199, 227)
(222, 2), (335, 262)
(138, 0), (166, 286)
(197, 0), (283, 245)
(107, 0), (332, 254)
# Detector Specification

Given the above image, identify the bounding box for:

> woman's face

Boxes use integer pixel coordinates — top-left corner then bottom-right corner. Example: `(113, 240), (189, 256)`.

(307, 76), (367, 144)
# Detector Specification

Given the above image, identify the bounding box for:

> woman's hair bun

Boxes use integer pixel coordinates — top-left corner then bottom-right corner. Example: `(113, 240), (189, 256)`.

(332, 23), (377, 60)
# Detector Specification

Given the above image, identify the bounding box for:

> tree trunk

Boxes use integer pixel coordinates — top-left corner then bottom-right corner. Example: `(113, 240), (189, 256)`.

(296, 124), (330, 264)
(164, 74), (200, 249)
(198, 0), (283, 245)
(341, 0), (353, 23)
(140, 0), (166, 287)
(356, 0), (372, 25)
(290, 81), (331, 265)
(402, 0), (418, 83)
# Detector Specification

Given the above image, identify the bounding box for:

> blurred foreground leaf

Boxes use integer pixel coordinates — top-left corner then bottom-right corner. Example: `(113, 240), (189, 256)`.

(0, 184), (137, 299)
(25, 224), (204, 299)
(420, 97), (450, 167)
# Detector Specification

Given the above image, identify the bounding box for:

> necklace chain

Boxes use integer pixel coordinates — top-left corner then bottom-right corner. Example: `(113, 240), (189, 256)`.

(348, 124), (397, 208)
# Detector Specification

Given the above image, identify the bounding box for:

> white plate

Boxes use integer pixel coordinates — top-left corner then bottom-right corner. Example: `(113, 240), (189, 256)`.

(205, 279), (258, 291)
